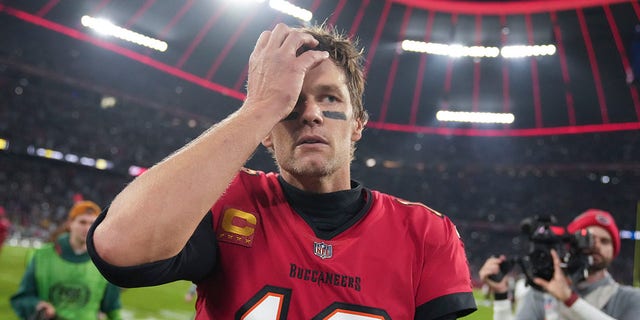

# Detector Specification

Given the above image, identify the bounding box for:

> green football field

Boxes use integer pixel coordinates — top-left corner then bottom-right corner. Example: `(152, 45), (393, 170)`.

(1, 245), (492, 319)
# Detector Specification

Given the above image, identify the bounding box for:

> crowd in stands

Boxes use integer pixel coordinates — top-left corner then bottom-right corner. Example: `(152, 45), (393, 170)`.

(0, 154), (128, 242)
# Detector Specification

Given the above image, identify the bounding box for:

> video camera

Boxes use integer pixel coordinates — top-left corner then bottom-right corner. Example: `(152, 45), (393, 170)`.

(489, 215), (593, 291)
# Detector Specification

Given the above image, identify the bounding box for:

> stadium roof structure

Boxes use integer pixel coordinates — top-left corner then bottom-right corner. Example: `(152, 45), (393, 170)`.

(1, 0), (640, 137)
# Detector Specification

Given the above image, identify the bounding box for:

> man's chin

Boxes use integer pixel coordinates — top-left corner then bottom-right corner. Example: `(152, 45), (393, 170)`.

(289, 156), (333, 171)
(287, 162), (332, 178)
(588, 260), (609, 273)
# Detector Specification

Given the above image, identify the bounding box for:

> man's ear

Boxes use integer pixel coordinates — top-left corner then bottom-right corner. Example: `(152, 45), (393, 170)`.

(261, 133), (273, 148)
(351, 118), (366, 142)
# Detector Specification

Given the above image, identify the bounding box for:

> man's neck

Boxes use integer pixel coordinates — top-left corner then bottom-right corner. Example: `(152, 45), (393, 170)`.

(280, 170), (352, 193)
(69, 237), (88, 254)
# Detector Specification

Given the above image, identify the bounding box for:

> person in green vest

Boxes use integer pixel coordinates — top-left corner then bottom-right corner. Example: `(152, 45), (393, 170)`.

(10, 200), (122, 320)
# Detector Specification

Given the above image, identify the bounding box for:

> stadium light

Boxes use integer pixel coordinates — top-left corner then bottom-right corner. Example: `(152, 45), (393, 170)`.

(365, 158), (376, 168)
(65, 153), (79, 163)
(128, 165), (148, 176)
(36, 148), (64, 160)
(100, 96), (117, 109)
(402, 40), (500, 58)
(79, 156), (96, 167)
(620, 230), (640, 240)
(436, 110), (515, 124)
(95, 158), (111, 170)
(402, 40), (555, 59)
(501, 45), (556, 58)
(268, 0), (312, 22)
(81, 15), (168, 52)
(26, 145), (114, 170)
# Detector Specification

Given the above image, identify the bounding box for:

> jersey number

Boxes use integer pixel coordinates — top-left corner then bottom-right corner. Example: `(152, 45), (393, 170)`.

(236, 286), (391, 320)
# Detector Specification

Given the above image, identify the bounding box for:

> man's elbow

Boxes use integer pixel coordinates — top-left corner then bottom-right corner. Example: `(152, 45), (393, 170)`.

(91, 224), (130, 266)
(90, 221), (177, 267)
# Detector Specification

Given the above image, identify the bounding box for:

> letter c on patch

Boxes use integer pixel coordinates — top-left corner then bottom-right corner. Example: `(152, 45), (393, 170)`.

(221, 209), (256, 236)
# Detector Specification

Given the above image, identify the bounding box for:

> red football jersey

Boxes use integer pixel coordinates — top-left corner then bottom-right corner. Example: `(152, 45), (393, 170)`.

(195, 169), (473, 319)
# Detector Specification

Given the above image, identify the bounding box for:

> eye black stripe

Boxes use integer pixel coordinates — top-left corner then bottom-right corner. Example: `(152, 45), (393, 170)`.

(281, 111), (346, 121)
(322, 111), (346, 120)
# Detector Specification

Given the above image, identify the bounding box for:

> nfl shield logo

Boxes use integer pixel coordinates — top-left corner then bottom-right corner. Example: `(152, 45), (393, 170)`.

(314, 242), (333, 259)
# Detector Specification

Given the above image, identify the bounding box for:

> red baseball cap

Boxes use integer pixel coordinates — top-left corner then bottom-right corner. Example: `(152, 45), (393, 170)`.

(567, 209), (620, 257)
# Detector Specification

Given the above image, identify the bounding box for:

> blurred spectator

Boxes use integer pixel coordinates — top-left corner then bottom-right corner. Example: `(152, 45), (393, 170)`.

(0, 206), (11, 252)
(184, 283), (197, 302)
(10, 201), (122, 320)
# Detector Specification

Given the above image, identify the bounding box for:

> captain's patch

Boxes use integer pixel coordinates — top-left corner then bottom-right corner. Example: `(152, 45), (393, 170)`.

(217, 208), (257, 247)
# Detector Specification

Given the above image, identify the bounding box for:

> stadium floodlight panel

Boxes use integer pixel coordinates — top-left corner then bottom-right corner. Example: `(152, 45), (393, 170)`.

(501, 45), (556, 58)
(81, 15), (168, 52)
(36, 148), (64, 160)
(269, 0), (312, 22)
(401, 40), (500, 58)
(95, 158), (113, 170)
(65, 153), (79, 163)
(402, 40), (555, 59)
(436, 110), (515, 124)
(80, 156), (96, 167)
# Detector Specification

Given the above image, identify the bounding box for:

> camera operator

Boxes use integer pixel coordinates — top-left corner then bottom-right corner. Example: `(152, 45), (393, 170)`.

(479, 209), (640, 320)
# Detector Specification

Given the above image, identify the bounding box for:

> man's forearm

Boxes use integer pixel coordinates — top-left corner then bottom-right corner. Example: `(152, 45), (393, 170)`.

(92, 106), (279, 266)
(566, 299), (616, 320)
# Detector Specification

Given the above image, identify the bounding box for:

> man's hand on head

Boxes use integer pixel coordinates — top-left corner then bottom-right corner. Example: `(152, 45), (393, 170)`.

(244, 23), (329, 121)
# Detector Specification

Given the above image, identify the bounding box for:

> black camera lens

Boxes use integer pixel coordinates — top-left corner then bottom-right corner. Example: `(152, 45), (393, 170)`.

(530, 249), (554, 281)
